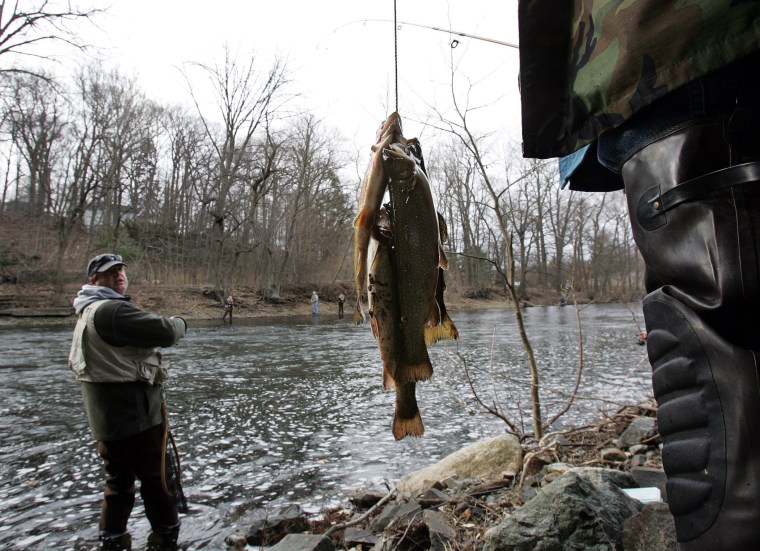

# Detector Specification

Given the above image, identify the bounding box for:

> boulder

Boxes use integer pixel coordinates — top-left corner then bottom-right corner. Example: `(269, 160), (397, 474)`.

(397, 433), (522, 498)
(269, 533), (335, 551)
(343, 526), (378, 547)
(483, 467), (642, 551)
(423, 509), (456, 551)
(246, 504), (310, 546)
(369, 501), (422, 532)
(619, 416), (658, 448)
(622, 502), (678, 550)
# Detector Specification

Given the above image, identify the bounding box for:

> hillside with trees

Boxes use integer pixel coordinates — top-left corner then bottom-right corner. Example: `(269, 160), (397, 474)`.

(0, 2), (644, 309)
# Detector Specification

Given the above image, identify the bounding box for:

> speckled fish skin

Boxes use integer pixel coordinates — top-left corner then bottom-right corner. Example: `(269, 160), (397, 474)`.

(367, 207), (401, 391)
(383, 140), (441, 384)
(367, 207), (424, 439)
(353, 113), (403, 324)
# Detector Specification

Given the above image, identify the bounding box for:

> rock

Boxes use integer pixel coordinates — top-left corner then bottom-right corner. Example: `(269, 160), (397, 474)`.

(483, 467), (642, 551)
(397, 434), (522, 498)
(343, 527), (378, 547)
(630, 454), (648, 468)
(622, 502), (678, 550)
(246, 505), (310, 546)
(423, 510), (456, 551)
(371, 519), (429, 551)
(369, 501), (422, 533)
(629, 443), (649, 455)
(619, 416), (657, 448)
(541, 462), (571, 484)
(417, 487), (450, 507)
(350, 490), (385, 510)
(466, 479), (513, 498)
(269, 533), (335, 551)
(631, 466), (668, 502)
(223, 529), (247, 549)
(600, 447), (627, 463)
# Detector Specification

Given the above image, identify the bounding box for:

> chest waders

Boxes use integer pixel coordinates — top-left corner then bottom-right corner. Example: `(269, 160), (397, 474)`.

(623, 120), (760, 550)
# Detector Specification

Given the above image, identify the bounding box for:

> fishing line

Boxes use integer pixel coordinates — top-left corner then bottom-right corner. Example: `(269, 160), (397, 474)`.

(394, 0), (399, 113)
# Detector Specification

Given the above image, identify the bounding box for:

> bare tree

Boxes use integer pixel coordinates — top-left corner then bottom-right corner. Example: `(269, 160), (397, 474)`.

(183, 45), (290, 300)
(0, 0), (104, 79)
(3, 72), (64, 216)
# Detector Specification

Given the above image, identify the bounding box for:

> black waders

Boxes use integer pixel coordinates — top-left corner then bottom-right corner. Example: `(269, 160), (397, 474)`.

(623, 120), (760, 550)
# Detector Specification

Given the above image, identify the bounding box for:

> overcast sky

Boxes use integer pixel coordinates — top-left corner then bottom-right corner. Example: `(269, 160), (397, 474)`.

(74, 1), (520, 162)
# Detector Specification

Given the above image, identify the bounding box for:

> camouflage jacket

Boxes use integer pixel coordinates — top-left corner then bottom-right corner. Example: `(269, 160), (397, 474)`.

(518, 0), (760, 159)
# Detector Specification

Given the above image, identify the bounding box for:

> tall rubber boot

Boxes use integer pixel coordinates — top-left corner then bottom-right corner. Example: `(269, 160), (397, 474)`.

(623, 120), (760, 550)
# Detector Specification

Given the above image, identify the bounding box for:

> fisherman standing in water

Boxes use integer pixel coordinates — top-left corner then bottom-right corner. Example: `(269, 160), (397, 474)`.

(311, 290), (319, 315)
(337, 292), (346, 319)
(222, 295), (234, 324)
(69, 253), (187, 550)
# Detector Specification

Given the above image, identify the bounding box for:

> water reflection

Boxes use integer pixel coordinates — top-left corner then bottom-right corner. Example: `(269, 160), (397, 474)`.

(0, 304), (651, 549)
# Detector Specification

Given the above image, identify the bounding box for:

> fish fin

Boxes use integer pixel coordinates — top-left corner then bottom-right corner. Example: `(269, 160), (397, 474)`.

(425, 299), (441, 329)
(425, 314), (459, 346)
(383, 365), (394, 391)
(397, 360), (433, 382)
(392, 381), (424, 440)
(437, 212), (449, 244)
(438, 243), (448, 270)
(353, 301), (365, 325)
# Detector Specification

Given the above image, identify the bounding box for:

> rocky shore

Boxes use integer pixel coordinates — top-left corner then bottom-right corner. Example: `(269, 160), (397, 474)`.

(222, 401), (676, 551)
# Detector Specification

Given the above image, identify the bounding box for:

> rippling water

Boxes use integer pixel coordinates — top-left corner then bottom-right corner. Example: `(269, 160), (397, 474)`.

(0, 303), (651, 549)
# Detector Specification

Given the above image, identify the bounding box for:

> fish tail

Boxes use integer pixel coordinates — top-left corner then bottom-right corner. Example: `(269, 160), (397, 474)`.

(425, 314), (459, 346)
(392, 381), (424, 440)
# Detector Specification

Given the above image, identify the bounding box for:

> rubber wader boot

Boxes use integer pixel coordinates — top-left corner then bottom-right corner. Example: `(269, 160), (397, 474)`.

(146, 524), (180, 551)
(98, 532), (132, 551)
(623, 121), (760, 550)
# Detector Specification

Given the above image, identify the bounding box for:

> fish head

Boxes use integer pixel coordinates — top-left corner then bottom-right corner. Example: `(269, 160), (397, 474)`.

(376, 112), (404, 144)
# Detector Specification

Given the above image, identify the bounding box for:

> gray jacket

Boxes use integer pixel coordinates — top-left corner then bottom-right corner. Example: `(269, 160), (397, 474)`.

(69, 294), (186, 441)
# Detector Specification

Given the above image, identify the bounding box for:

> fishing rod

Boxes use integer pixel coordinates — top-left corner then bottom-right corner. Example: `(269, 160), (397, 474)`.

(320, 18), (519, 50)
(391, 19), (519, 49)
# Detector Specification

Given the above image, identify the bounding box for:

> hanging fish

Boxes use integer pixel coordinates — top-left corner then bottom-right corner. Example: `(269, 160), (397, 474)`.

(367, 207), (424, 439)
(355, 112), (458, 440)
(353, 113), (403, 324)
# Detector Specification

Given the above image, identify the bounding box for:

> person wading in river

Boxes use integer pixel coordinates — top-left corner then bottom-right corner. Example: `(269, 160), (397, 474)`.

(68, 253), (187, 551)
(222, 295), (234, 324)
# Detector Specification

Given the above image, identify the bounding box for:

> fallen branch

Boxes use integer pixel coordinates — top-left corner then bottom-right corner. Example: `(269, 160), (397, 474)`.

(323, 485), (397, 537)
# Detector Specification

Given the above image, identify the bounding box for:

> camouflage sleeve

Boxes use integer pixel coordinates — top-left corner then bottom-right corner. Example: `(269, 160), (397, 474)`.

(519, 0), (760, 159)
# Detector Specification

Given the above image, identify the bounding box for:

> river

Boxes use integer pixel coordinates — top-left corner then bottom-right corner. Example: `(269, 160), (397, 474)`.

(0, 303), (652, 550)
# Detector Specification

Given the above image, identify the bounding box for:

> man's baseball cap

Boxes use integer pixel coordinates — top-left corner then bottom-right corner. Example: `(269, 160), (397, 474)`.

(87, 253), (126, 278)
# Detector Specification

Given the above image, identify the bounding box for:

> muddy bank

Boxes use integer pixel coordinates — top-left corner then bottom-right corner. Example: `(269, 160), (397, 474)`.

(0, 283), (512, 328)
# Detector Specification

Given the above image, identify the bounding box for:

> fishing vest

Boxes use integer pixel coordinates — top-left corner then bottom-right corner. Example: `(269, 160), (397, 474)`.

(68, 300), (165, 384)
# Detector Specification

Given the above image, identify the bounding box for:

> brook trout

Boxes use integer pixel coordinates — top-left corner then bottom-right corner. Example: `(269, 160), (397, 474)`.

(383, 141), (442, 383)
(353, 114), (403, 323)
(367, 207), (424, 439)
(355, 112), (458, 440)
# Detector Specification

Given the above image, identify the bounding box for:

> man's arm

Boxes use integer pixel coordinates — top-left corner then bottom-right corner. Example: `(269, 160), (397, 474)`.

(93, 300), (187, 348)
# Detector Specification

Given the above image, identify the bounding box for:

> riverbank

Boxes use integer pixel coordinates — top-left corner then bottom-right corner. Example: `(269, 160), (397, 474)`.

(0, 282), (517, 328)
(228, 399), (670, 550)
